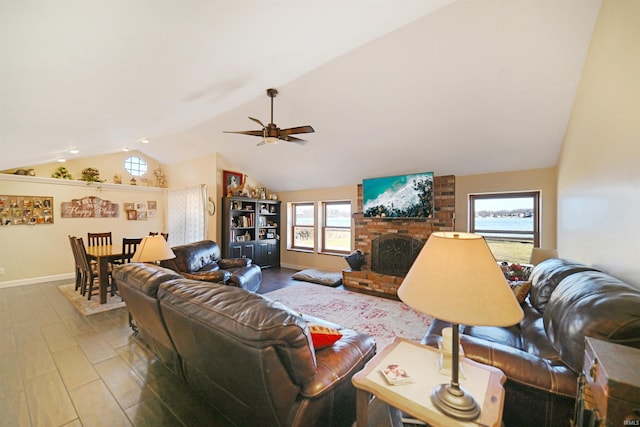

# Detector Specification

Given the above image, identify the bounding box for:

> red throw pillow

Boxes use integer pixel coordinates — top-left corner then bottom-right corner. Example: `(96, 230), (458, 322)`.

(308, 324), (343, 349)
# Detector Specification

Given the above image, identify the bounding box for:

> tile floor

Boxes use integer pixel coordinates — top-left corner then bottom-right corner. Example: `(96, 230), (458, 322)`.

(0, 268), (306, 427)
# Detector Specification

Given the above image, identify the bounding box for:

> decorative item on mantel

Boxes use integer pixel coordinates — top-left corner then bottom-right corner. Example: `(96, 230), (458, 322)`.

(154, 167), (168, 188)
(344, 249), (365, 271)
(113, 174), (122, 184)
(80, 168), (105, 184)
(51, 166), (73, 180)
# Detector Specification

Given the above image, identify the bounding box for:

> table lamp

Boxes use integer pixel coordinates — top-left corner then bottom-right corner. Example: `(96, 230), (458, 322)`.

(131, 235), (175, 264)
(529, 248), (558, 265)
(397, 232), (523, 420)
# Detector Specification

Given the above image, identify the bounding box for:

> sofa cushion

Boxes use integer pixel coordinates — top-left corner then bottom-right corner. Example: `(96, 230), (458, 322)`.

(528, 258), (599, 313)
(544, 271), (640, 373)
(113, 262), (183, 297)
(171, 240), (222, 274)
(510, 281), (532, 304)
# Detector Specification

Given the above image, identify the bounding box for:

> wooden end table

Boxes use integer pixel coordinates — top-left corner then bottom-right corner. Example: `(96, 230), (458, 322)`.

(352, 337), (506, 427)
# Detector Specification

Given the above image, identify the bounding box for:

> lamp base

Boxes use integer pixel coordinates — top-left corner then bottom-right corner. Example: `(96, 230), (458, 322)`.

(431, 383), (480, 421)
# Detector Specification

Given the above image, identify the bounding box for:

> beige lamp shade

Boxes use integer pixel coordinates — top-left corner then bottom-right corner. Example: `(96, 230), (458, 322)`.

(529, 248), (558, 265)
(131, 235), (175, 263)
(398, 232), (523, 327)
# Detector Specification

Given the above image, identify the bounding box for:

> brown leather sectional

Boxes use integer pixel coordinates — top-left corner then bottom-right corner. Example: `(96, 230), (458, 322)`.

(424, 258), (640, 427)
(113, 262), (376, 427)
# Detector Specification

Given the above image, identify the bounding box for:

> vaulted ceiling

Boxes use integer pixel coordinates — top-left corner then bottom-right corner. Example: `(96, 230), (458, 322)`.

(1, 0), (602, 191)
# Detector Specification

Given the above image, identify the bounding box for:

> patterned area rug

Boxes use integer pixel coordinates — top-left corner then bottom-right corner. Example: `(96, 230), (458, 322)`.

(265, 282), (433, 350)
(58, 283), (125, 316)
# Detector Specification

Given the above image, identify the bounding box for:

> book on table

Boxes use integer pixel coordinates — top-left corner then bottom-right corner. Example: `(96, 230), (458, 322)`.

(380, 363), (415, 385)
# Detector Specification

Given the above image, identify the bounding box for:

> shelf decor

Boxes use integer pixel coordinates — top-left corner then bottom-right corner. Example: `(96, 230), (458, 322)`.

(61, 196), (119, 218)
(0, 195), (54, 225)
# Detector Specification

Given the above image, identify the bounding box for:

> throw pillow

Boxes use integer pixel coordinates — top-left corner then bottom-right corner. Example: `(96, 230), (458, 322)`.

(308, 324), (343, 349)
(510, 281), (532, 304)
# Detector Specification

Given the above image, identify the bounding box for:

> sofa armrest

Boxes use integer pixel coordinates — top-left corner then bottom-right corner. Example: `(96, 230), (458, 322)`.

(457, 335), (577, 398)
(226, 265), (262, 292)
(300, 328), (376, 398)
(181, 270), (230, 284)
(219, 258), (252, 269)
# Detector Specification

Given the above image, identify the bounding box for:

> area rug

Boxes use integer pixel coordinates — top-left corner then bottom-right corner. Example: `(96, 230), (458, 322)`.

(58, 283), (126, 316)
(265, 282), (433, 349)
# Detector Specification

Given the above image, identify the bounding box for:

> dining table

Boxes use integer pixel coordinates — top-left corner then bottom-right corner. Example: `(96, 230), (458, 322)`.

(85, 244), (123, 304)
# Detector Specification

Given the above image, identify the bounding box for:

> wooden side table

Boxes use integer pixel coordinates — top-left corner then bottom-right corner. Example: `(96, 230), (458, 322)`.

(352, 338), (506, 427)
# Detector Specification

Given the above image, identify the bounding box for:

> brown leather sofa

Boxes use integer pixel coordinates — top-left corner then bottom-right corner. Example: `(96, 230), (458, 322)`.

(113, 263), (376, 427)
(424, 258), (640, 427)
(162, 239), (262, 292)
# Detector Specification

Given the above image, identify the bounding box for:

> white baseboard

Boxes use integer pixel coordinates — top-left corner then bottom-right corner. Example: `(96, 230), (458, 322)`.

(0, 273), (75, 289)
(280, 263), (315, 271)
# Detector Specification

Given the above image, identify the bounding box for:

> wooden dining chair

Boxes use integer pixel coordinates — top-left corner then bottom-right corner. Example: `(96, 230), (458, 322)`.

(75, 237), (114, 299)
(87, 232), (112, 246)
(149, 232), (169, 242)
(68, 235), (83, 292)
(120, 237), (143, 264)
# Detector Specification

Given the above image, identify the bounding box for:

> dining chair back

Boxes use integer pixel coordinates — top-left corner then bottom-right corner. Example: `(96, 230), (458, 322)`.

(87, 232), (112, 246)
(149, 232), (169, 242)
(121, 237), (143, 264)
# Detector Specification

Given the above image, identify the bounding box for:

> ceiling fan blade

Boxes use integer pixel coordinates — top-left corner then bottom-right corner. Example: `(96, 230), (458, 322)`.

(280, 125), (315, 136)
(223, 130), (263, 137)
(282, 135), (308, 145)
(249, 117), (266, 128)
(256, 141), (266, 147)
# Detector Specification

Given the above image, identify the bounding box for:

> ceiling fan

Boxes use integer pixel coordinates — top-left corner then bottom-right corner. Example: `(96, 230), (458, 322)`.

(224, 88), (314, 146)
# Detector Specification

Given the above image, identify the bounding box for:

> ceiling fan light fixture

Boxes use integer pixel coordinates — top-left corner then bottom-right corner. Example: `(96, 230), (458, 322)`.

(263, 136), (279, 144)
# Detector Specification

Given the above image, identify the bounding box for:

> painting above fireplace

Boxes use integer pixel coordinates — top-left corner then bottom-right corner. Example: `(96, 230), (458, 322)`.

(362, 171), (434, 218)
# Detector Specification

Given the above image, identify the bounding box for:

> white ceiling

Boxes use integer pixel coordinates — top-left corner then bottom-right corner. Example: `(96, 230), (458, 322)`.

(1, 0), (602, 192)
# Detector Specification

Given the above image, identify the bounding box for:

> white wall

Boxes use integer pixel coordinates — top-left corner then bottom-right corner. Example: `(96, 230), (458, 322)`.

(557, 0), (640, 285)
(0, 174), (164, 286)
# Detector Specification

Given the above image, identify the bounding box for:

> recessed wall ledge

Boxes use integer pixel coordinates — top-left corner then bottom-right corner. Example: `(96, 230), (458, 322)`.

(0, 173), (165, 192)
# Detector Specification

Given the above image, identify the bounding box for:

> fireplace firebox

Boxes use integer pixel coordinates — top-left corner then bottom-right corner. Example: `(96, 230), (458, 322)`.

(370, 234), (424, 277)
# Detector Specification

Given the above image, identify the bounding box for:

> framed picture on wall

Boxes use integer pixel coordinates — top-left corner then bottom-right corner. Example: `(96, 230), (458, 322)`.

(223, 170), (243, 196)
(127, 210), (137, 220)
(147, 200), (157, 210)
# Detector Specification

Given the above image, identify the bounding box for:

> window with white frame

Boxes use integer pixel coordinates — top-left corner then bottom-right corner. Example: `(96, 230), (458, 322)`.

(124, 156), (148, 177)
(469, 192), (540, 264)
(321, 201), (351, 254)
(291, 202), (315, 250)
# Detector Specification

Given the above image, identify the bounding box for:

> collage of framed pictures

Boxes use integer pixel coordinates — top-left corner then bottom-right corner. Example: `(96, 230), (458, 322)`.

(125, 200), (157, 220)
(0, 195), (54, 226)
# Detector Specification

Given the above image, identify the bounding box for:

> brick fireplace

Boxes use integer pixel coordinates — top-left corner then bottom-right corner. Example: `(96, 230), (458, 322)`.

(342, 175), (455, 296)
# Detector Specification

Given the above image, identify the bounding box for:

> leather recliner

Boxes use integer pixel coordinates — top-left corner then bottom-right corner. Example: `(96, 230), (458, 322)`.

(423, 258), (640, 427)
(163, 239), (262, 292)
(113, 263), (376, 427)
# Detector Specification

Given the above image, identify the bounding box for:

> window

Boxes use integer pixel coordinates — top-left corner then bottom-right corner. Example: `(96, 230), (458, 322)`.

(469, 192), (540, 264)
(321, 201), (351, 254)
(124, 156), (148, 177)
(291, 202), (315, 250)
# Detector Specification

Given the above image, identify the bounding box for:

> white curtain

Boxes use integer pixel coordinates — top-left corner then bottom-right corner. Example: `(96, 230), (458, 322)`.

(168, 184), (207, 245)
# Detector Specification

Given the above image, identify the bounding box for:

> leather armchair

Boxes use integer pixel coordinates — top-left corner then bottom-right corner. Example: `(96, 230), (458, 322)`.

(163, 239), (262, 292)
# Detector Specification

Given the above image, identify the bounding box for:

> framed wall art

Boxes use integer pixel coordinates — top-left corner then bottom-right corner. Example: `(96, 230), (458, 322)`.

(0, 195), (54, 226)
(223, 170), (243, 196)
